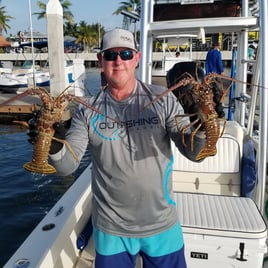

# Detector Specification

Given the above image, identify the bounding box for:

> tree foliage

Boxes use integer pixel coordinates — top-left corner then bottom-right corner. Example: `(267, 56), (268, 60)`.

(34, 0), (74, 24)
(113, 0), (140, 30)
(0, 0), (14, 34)
(74, 22), (105, 51)
(63, 21), (105, 51)
(0, 0), (139, 50)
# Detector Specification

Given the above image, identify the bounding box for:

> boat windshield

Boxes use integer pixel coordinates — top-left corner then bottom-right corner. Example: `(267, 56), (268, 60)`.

(21, 60), (40, 70)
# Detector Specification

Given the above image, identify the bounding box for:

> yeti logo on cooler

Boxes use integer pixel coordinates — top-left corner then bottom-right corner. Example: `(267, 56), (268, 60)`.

(191, 251), (208, 259)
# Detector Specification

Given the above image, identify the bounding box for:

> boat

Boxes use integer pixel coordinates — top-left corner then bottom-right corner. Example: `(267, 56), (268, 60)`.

(0, 61), (75, 94)
(3, 0), (268, 267)
(0, 60), (49, 93)
(151, 34), (200, 83)
(0, 71), (50, 93)
(0, 60), (13, 74)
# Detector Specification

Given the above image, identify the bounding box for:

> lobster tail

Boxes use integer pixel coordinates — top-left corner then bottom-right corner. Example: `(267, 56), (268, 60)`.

(196, 147), (217, 161)
(23, 161), (56, 174)
(195, 118), (221, 161)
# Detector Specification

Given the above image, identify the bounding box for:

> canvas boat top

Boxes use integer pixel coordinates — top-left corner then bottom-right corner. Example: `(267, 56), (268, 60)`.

(175, 192), (267, 239)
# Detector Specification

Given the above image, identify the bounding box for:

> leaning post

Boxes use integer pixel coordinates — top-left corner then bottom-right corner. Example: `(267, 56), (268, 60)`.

(46, 0), (67, 97)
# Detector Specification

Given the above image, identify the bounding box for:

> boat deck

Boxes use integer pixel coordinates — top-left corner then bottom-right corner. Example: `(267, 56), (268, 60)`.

(76, 192), (268, 268)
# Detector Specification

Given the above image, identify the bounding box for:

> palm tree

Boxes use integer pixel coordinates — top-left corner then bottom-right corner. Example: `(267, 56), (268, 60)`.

(75, 21), (104, 52)
(64, 21), (79, 37)
(33, 0), (74, 24)
(0, 0), (14, 34)
(113, 0), (140, 30)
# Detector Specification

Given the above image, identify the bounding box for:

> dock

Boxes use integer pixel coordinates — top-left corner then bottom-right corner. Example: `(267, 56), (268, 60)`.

(0, 93), (42, 123)
(0, 92), (76, 124)
(0, 51), (233, 67)
(0, 49), (233, 123)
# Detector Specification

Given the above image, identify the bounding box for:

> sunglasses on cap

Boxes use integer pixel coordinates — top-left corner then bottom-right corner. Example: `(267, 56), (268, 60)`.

(102, 50), (135, 61)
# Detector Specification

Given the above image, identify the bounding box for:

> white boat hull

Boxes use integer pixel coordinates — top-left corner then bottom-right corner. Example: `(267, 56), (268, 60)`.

(4, 122), (267, 268)
(4, 167), (267, 268)
(0, 71), (50, 93)
(0, 61), (78, 94)
(3, 164), (93, 268)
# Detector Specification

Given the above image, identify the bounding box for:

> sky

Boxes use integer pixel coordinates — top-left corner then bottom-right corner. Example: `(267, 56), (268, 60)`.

(2, 0), (124, 36)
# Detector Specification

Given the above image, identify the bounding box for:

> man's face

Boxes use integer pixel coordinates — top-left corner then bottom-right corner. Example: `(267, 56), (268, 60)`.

(99, 47), (141, 88)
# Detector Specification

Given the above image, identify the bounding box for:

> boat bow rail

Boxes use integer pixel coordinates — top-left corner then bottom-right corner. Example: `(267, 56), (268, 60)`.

(150, 16), (258, 36)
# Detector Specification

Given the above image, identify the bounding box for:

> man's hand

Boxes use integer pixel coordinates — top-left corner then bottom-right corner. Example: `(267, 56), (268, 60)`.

(27, 111), (39, 144)
(27, 112), (71, 154)
(49, 122), (67, 154)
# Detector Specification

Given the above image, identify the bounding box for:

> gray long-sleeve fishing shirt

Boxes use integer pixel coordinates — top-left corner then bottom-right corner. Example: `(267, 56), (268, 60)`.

(50, 80), (204, 237)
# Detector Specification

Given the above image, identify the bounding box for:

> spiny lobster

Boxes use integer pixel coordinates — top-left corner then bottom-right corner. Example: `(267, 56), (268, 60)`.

(0, 86), (111, 174)
(145, 66), (233, 161)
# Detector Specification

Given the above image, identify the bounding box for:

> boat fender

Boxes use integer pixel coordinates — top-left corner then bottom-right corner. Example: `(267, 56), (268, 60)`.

(76, 216), (93, 251)
(241, 135), (257, 198)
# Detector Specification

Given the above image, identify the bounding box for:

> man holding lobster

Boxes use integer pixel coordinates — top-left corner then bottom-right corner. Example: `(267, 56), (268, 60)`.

(29, 29), (210, 268)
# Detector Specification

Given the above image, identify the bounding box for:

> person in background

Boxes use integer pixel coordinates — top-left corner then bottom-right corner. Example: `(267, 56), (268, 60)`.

(205, 42), (224, 75)
(248, 44), (256, 60)
(46, 28), (208, 268)
(247, 44), (257, 81)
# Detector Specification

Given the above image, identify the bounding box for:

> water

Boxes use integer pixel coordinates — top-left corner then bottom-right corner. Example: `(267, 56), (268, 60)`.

(0, 68), (101, 267)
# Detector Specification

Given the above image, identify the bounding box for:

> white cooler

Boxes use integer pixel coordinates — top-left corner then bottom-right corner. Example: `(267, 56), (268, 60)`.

(175, 192), (267, 268)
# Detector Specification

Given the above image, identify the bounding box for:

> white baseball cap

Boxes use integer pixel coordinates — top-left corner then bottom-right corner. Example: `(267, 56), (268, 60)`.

(101, 28), (138, 52)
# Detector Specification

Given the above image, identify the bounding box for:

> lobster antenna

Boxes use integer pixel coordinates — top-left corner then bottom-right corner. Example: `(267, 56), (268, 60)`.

(143, 80), (186, 110)
(217, 73), (264, 90)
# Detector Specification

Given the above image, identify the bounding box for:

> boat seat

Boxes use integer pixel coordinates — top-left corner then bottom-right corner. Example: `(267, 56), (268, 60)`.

(174, 191), (267, 267)
(172, 120), (244, 196)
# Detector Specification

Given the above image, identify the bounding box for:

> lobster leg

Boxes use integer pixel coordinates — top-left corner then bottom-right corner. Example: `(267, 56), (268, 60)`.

(175, 113), (201, 148)
(219, 118), (227, 137)
(189, 121), (202, 152)
(52, 136), (78, 162)
(176, 113), (223, 161)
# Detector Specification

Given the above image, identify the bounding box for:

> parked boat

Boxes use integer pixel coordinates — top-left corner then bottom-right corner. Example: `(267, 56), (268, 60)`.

(0, 61), (75, 94)
(0, 71), (50, 93)
(3, 0), (267, 268)
(0, 60), (48, 93)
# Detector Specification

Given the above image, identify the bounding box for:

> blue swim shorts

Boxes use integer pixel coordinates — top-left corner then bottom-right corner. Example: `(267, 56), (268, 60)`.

(93, 222), (187, 268)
